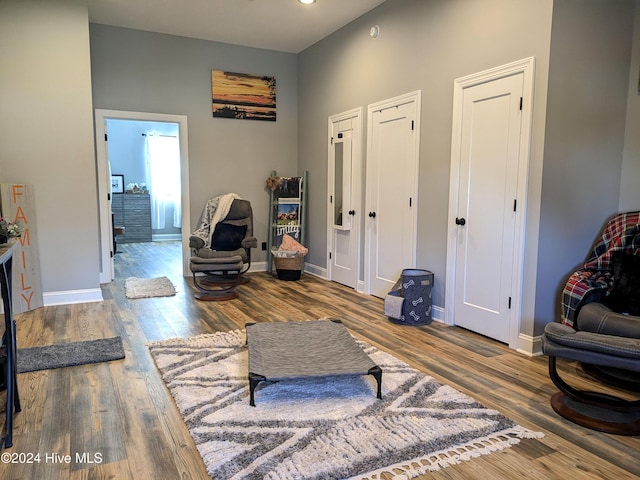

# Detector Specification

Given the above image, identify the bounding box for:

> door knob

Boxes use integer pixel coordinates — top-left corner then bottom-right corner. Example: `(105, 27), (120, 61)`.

(348, 210), (355, 216)
(455, 217), (466, 225)
(369, 212), (376, 218)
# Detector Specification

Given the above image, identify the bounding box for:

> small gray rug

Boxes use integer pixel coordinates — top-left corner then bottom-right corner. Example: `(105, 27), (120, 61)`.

(125, 276), (176, 299)
(17, 337), (125, 373)
(149, 328), (544, 479)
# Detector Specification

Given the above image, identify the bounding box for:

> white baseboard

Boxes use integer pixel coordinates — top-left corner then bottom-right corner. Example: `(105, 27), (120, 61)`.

(151, 234), (182, 241)
(432, 305), (445, 323)
(303, 262), (327, 279)
(248, 261), (268, 272)
(43, 288), (104, 306)
(516, 333), (543, 357)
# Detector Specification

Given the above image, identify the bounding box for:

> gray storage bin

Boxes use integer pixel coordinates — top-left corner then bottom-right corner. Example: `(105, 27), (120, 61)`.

(384, 269), (433, 326)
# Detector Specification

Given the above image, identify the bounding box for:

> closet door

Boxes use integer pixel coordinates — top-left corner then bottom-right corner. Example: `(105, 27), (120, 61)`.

(365, 92), (420, 298)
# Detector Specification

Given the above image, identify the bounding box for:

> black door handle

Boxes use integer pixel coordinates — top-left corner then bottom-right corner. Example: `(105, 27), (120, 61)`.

(369, 212), (376, 218)
(348, 210), (355, 216)
(455, 217), (466, 225)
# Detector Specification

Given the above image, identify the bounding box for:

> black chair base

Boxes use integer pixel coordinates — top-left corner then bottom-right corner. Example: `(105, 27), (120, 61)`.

(551, 392), (640, 436)
(548, 356), (640, 436)
(194, 290), (239, 301)
(191, 272), (249, 302)
(582, 363), (640, 393)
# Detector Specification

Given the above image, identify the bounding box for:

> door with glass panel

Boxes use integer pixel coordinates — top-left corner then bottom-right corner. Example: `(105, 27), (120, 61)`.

(327, 109), (362, 289)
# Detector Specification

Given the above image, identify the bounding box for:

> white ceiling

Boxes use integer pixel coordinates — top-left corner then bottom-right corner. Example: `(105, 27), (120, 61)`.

(88, 0), (387, 53)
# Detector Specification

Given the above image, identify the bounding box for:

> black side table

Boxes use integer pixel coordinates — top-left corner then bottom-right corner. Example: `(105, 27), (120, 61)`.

(1, 242), (21, 448)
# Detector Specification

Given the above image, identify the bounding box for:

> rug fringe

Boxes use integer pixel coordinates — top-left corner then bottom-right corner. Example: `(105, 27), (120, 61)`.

(352, 426), (545, 480)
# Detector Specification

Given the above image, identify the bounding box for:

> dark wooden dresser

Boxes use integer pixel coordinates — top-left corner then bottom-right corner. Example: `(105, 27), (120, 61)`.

(112, 193), (152, 243)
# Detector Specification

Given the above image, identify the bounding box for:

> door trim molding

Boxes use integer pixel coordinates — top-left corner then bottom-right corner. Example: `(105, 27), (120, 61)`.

(94, 109), (191, 283)
(445, 57), (535, 349)
(365, 90), (421, 296)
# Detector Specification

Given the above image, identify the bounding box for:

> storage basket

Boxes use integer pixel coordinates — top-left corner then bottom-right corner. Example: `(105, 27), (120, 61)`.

(384, 269), (433, 326)
(273, 254), (304, 281)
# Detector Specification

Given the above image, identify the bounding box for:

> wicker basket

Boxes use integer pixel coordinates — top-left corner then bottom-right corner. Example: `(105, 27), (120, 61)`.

(273, 255), (304, 281)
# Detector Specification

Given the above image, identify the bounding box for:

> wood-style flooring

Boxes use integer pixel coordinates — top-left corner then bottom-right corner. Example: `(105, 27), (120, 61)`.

(1, 241), (639, 479)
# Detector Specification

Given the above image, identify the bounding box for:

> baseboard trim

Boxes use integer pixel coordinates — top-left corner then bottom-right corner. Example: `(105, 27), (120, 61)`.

(303, 262), (327, 279)
(516, 333), (543, 357)
(43, 288), (104, 306)
(248, 261), (268, 272)
(151, 234), (182, 241)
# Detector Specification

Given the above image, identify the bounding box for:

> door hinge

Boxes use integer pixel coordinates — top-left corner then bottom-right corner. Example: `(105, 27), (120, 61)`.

(329, 252), (332, 259)
(411, 120), (414, 130)
(110, 250), (114, 258)
(513, 199), (517, 212)
(331, 137), (333, 144)
(508, 297), (512, 309)
(108, 193), (111, 201)
(105, 133), (108, 141)
(409, 197), (412, 207)
(519, 97), (523, 111)
(330, 195), (333, 203)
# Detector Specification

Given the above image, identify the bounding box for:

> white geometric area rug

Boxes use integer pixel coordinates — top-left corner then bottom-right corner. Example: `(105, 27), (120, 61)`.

(125, 276), (176, 299)
(148, 329), (543, 480)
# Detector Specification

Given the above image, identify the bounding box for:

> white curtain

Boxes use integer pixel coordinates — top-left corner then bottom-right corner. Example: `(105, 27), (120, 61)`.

(145, 134), (182, 230)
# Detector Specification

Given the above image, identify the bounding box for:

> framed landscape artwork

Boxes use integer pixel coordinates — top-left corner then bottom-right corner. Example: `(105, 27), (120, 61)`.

(211, 70), (276, 121)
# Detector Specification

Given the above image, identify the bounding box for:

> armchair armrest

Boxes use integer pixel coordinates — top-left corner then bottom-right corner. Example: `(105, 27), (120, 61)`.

(577, 302), (640, 338)
(242, 236), (258, 249)
(189, 236), (205, 250)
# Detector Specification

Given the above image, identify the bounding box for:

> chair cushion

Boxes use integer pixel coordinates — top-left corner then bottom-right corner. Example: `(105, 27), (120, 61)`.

(211, 223), (247, 251)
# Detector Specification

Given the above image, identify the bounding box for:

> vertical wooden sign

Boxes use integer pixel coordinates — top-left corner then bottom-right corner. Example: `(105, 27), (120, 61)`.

(0, 184), (44, 313)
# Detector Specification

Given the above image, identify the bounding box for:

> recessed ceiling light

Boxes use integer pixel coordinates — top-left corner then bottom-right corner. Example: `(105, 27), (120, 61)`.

(298, 0), (316, 4)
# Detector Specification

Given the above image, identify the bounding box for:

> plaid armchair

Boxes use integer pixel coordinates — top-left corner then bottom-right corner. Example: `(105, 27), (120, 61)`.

(561, 211), (640, 327)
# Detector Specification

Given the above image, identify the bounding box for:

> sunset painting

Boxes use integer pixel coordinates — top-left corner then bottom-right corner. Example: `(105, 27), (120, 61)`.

(211, 70), (276, 121)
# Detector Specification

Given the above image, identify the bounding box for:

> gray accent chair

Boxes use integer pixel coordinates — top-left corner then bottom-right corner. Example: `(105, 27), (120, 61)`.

(541, 302), (640, 435)
(189, 198), (257, 301)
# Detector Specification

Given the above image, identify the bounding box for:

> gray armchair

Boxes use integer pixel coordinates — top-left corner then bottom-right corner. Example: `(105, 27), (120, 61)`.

(541, 302), (640, 435)
(189, 197), (257, 301)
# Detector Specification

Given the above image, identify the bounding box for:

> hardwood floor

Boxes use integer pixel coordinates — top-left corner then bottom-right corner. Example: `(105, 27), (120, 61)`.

(2, 240), (639, 479)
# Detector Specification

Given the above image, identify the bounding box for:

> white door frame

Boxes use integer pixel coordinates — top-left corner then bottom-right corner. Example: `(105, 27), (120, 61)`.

(95, 109), (191, 283)
(365, 90), (421, 296)
(327, 107), (363, 291)
(445, 57), (535, 349)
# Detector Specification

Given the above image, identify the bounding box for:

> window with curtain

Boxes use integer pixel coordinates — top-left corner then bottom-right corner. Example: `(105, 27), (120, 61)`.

(145, 134), (182, 230)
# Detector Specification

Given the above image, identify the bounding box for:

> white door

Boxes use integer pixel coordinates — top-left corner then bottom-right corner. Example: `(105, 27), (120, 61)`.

(365, 92), (420, 298)
(328, 120), (357, 288)
(450, 72), (525, 343)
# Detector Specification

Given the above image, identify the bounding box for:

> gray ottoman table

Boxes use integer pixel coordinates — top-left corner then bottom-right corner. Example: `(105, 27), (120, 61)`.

(246, 320), (383, 406)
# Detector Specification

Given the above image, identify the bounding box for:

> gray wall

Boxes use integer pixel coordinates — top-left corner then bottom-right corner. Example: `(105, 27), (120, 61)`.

(0, 0), (100, 294)
(620, 0), (640, 211)
(534, 0), (634, 333)
(297, 0), (554, 323)
(298, 0), (636, 338)
(90, 24), (299, 262)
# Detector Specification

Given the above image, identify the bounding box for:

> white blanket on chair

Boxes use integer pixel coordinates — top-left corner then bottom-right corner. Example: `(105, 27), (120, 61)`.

(192, 193), (241, 248)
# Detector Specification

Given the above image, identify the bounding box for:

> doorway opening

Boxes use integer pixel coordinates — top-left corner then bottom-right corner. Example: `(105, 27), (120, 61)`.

(95, 109), (191, 283)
